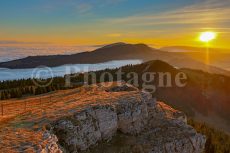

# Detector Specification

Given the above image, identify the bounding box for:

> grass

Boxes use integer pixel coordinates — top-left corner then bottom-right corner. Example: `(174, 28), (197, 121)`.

(0, 83), (141, 152)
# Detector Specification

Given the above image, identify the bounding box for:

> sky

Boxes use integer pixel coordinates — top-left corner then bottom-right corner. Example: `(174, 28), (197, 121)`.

(0, 0), (230, 49)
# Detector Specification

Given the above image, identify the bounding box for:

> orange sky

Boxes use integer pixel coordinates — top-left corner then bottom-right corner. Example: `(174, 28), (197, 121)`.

(0, 0), (230, 49)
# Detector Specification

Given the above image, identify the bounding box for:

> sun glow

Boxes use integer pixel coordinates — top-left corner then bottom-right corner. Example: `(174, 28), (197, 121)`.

(199, 31), (216, 42)
(199, 31), (217, 66)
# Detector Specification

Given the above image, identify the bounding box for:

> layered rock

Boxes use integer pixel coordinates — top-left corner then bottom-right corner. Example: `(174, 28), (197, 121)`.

(53, 106), (118, 152)
(50, 83), (206, 153)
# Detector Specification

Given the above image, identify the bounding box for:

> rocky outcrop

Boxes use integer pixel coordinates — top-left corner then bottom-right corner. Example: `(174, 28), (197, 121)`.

(53, 106), (118, 152)
(0, 82), (205, 153)
(105, 83), (139, 92)
(48, 83), (206, 153)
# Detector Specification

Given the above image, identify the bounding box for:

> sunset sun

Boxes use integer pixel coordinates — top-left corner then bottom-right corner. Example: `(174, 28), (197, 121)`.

(199, 31), (217, 42)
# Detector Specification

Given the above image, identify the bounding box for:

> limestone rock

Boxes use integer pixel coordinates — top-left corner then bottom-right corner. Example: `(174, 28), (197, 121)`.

(49, 83), (206, 153)
(104, 81), (139, 92)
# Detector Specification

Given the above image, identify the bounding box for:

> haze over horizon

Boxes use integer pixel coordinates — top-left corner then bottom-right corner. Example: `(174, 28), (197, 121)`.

(1, 0), (230, 50)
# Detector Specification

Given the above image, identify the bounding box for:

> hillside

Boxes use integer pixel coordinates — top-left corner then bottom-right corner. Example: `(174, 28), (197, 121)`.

(0, 82), (206, 152)
(62, 60), (230, 133)
(0, 60), (229, 134)
(188, 119), (230, 153)
(0, 43), (229, 76)
(87, 60), (230, 133)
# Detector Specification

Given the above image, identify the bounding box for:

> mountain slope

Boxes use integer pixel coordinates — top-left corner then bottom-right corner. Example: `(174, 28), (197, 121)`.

(82, 60), (230, 133)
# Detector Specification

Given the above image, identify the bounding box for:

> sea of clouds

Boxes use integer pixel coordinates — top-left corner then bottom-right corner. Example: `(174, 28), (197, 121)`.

(0, 60), (142, 81)
(0, 45), (98, 62)
(0, 45), (143, 81)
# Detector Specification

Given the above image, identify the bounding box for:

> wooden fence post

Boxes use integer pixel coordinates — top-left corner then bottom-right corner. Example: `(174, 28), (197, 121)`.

(24, 100), (27, 111)
(1, 103), (3, 116)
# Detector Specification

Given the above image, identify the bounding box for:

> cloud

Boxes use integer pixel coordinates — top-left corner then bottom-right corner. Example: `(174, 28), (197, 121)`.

(100, 0), (126, 6)
(40, 0), (126, 14)
(106, 33), (122, 37)
(76, 3), (92, 14)
(200, 27), (230, 33)
(74, 0), (126, 14)
(90, 44), (107, 48)
(108, 0), (230, 26)
(0, 40), (50, 45)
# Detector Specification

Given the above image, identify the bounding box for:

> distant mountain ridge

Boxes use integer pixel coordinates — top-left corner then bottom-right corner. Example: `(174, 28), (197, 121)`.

(161, 46), (230, 53)
(161, 46), (230, 72)
(100, 42), (127, 49)
(0, 43), (156, 69)
(0, 43), (229, 76)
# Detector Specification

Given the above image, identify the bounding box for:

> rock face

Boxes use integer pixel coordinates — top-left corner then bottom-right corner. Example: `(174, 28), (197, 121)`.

(53, 107), (118, 152)
(49, 83), (206, 153)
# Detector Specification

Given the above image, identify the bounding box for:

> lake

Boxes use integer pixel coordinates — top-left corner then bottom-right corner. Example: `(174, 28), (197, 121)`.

(0, 60), (142, 81)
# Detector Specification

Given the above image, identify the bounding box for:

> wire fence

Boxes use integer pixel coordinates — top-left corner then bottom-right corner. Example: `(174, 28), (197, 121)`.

(0, 89), (79, 116)
(0, 96), (48, 116)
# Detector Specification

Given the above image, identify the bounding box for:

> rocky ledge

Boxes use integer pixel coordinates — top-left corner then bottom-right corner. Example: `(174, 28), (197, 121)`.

(0, 82), (206, 153)
(51, 82), (205, 153)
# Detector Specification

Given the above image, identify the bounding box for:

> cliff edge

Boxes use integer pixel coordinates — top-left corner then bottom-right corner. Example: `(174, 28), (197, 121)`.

(0, 82), (206, 153)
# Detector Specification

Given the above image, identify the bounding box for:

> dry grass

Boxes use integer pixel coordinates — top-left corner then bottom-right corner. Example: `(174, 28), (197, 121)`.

(0, 83), (141, 152)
